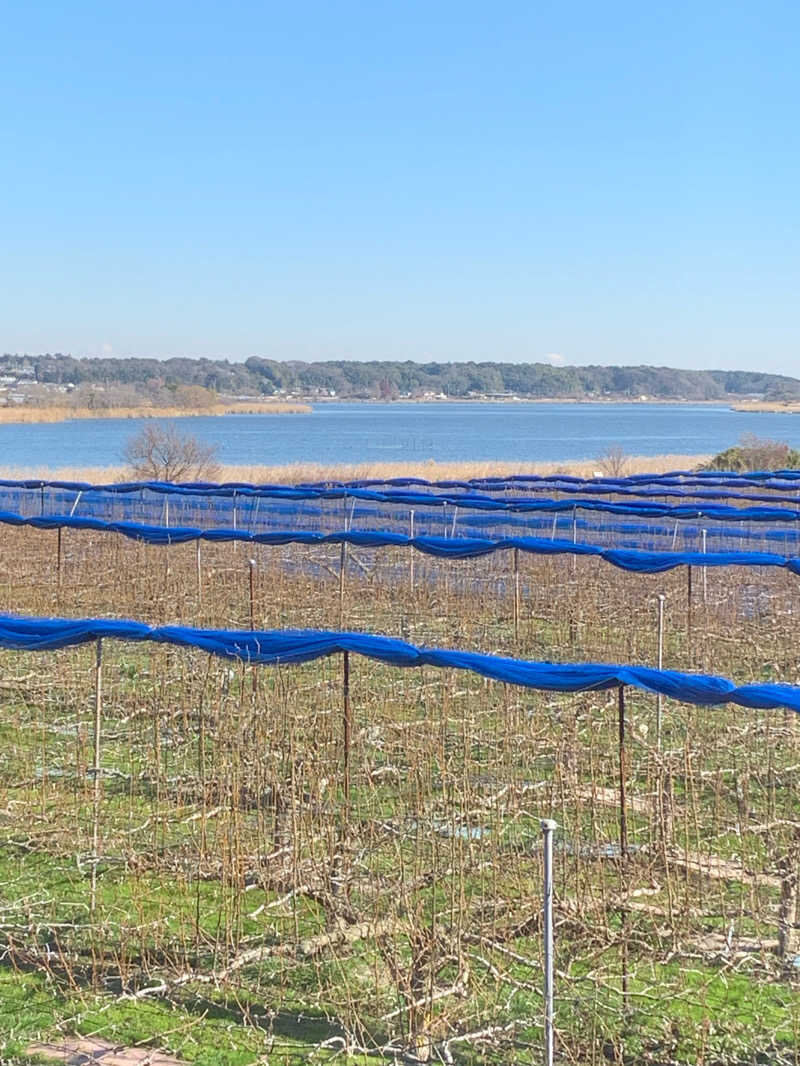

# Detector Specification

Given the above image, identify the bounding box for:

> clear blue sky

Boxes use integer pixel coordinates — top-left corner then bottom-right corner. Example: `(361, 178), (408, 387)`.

(2, 1), (798, 372)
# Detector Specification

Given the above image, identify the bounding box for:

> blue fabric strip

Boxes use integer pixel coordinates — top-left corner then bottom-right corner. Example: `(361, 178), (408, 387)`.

(0, 612), (797, 713)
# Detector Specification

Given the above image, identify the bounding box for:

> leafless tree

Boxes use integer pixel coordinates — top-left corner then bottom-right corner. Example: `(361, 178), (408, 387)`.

(596, 444), (630, 477)
(123, 422), (221, 482)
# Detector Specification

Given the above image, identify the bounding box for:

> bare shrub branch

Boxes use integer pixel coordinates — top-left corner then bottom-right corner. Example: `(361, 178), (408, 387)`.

(122, 423), (220, 482)
(596, 444), (630, 477)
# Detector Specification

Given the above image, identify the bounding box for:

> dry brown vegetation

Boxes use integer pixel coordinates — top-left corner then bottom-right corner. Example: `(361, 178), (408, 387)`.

(123, 424), (221, 482)
(0, 451), (711, 485)
(0, 401), (310, 424)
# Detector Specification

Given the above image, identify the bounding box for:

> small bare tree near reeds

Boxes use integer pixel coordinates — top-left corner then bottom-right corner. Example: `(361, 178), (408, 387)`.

(123, 422), (220, 482)
(596, 444), (630, 477)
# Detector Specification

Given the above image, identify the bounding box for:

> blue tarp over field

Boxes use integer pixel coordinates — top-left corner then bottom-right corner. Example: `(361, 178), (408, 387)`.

(0, 613), (798, 713)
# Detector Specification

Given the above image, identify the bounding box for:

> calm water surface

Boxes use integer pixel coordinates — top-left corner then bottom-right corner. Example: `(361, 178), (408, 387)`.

(3, 402), (800, 470)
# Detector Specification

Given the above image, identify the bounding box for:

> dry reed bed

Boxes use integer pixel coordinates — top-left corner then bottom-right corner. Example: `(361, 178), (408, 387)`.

(0, 402), (310, 424)
(0, 524), (799, 1062)
(0, 452), (711, 486)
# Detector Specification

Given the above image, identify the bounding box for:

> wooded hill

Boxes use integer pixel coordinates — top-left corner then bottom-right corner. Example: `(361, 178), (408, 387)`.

(3, 353), (799, 402)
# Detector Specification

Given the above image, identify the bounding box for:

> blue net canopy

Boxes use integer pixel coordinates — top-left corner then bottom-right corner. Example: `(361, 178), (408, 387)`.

(0, 612), (797, 713)
(4, 474), (800, 560)
(3, 509), (800, 575)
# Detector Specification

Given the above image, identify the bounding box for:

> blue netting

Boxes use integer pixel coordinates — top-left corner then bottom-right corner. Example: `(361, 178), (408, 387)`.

(0, 612), (797, 712)
(3, 476), (800, 559)
(4, 510), (800, 573)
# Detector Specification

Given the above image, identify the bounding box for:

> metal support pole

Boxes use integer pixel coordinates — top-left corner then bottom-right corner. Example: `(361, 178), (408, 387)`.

(57, 527), (63, 590)
(248, 558), (258, 697)
(343, 650), (351, 819)
(541, 818), (557, 1066)
(656, 594), (665, 751)
(409, 509), (415, 592)
(701, 528), (708, 605)
(90, 638), (103, 916)
(571, 507), (577, 575)
(618, 685), (630, 1012)
(618, 685), (628, 860)
(513, 547), (520, 643)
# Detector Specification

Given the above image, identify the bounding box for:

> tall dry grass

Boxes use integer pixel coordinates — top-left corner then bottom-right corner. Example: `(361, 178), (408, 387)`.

(0, 401), (310, 424)
(0, 452), (711, 484)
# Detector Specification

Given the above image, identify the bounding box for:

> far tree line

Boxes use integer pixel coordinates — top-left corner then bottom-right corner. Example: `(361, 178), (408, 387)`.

(2, 353), (799, 403)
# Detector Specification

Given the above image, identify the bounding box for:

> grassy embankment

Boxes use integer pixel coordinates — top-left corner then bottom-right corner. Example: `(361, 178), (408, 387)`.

(0, 401), (311, 424)
(0, 497), (798, 1064)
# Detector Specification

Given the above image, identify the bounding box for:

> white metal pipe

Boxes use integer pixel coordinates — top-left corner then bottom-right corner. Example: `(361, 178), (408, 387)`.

(409, 509), (415, 591)
(656, 594), (665, 750)
(541, 818), (557, 1066)
(701, 528), (707, 604)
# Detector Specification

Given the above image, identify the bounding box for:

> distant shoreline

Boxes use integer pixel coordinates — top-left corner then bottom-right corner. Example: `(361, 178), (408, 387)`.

(0, 401), (311, 424)
(0, 398), (778, 423)
(311, 396), (731, 405)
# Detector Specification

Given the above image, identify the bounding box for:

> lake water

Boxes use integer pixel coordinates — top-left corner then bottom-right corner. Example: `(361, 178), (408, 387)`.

(2, 402), (800, 470)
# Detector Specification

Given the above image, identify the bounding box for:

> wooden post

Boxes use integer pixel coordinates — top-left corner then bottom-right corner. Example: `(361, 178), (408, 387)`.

(701, 527), (708, 605)
(338, 541), (347, 629)
(618, 685), (628, 860)
(196, 540), (202, 608)
(778, 851), (799, 962)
